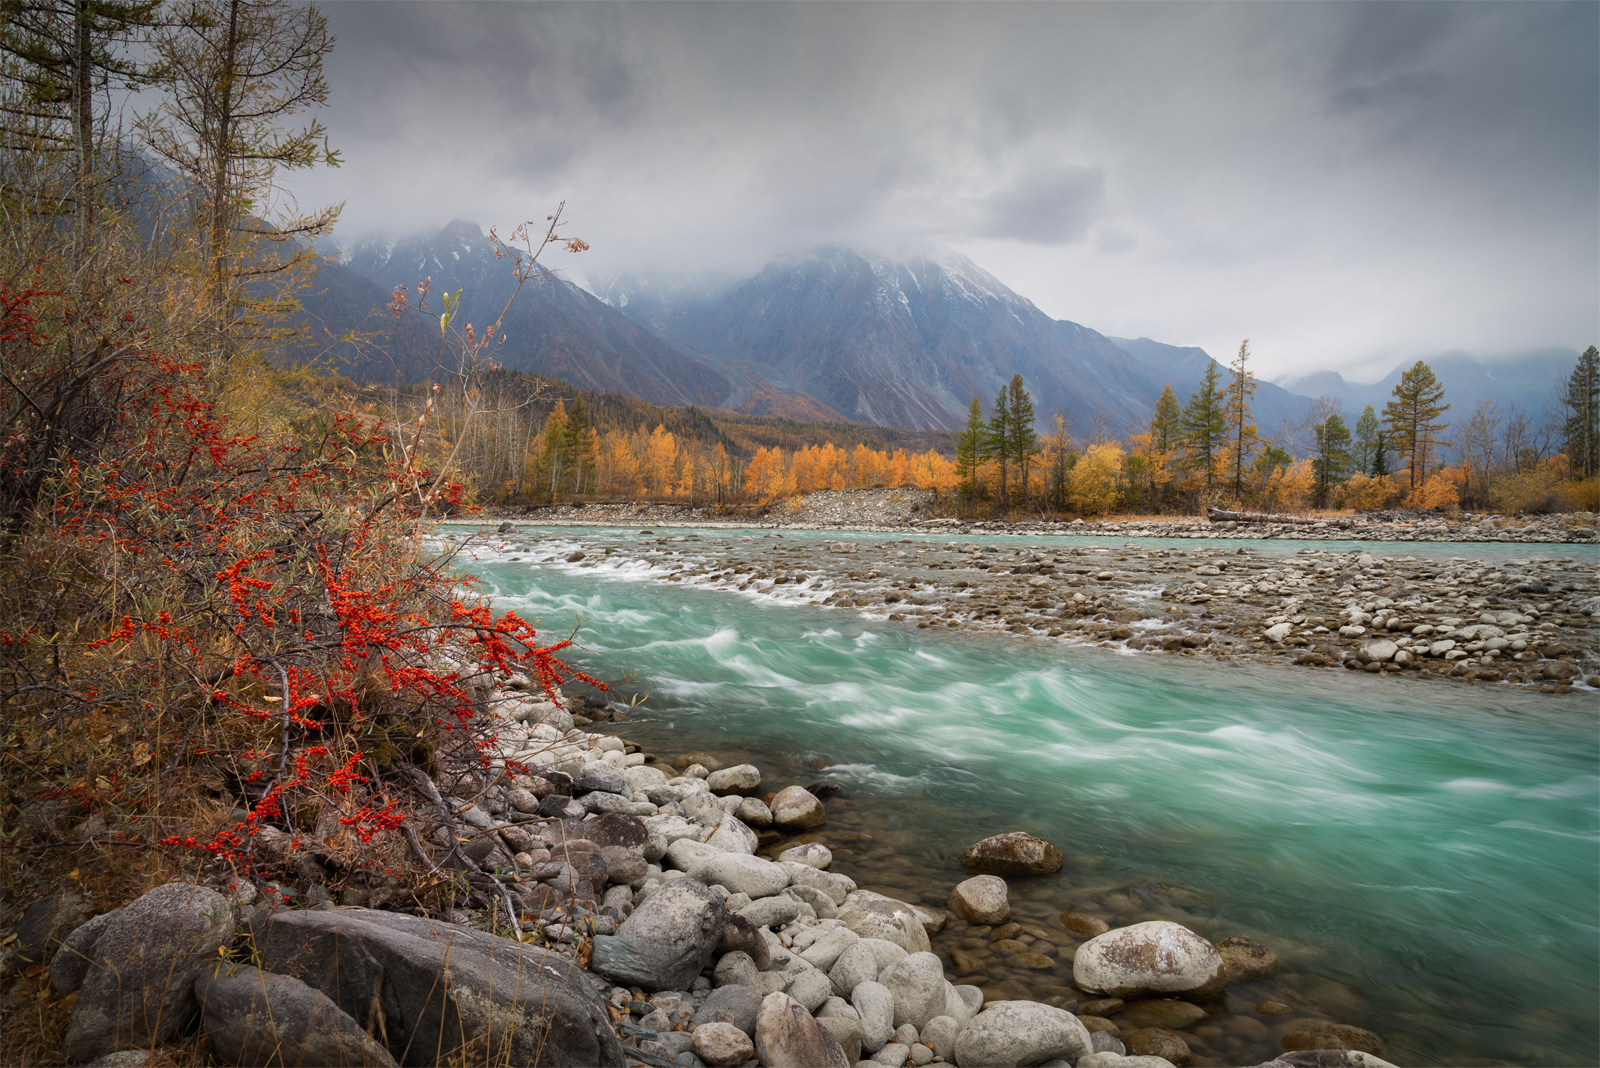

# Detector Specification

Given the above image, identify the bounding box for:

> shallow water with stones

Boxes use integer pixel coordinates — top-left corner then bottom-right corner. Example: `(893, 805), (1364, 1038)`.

(446, 524), (1598, 1067)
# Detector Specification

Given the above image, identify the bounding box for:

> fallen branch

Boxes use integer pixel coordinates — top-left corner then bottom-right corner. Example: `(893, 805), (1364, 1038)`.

(401, 765), (523, 939)
(1207, 507), (1353, 527)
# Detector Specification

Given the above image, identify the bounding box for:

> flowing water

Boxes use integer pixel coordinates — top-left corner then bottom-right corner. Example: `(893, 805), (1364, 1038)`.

(451, 524), (1597, 1067)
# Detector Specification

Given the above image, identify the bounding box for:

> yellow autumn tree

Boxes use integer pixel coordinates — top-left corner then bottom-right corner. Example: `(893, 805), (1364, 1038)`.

(1070, 442), (1125, 516)
(645, 425), (679, 494)
(909, 450), (958, 495)
(887, 449), (910, 488)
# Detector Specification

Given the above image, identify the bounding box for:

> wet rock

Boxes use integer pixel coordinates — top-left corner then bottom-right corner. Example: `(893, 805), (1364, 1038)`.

(61, 882), (236, 1064)
(707, 764), (762, 795)
(1119, 998), (1208, 1030)
(193, 962), (397, 1067)
(947, 874), (1011, 925)
(778, 842), (833, 869)
(1280, 1020), (1390, 1059)
(959, 831), (1064, 875)
(675, 750), (726, 772)
(736, 796), (774, 828)
(753, 991), (850, 1068)
(879, 951), (947, 1030)
(590, 879), (725, 991)
(952, 1000), (1094, 1068)
(1216, 936), (1282, 981)
(1062, 911), (1112, 938)
(1074, 921), (1228, 1000)
(1355, 639), (1398, 664)
(1080, 998), (1126, 1017)
(770, 785), (828, 831)
(1077, 1015), (1121, 1038)
(689, 853), (790, 898)
(1126, 1027), (1193, 1065)
(693, 1020), (755, 1067)
(837, 890), (932, 954)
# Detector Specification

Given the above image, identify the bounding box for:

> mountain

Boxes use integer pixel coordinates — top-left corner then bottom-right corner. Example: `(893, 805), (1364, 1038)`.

(599, 246), (1165, 432)
(1109, 337), (1312, 438)
(1275, 349), (1579, 421)
(293, 222), (838, 419)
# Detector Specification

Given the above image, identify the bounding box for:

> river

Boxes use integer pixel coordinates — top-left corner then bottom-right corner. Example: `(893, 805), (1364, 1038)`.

(450, 524), (1598, 1067)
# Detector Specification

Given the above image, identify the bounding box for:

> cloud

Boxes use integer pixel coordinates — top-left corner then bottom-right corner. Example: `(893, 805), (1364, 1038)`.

(281, 1), (1598, 379)
(980, 165), (1105, 245)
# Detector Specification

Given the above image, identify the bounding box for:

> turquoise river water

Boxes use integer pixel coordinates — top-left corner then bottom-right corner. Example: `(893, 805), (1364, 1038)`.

(451, 525), (1598, 1067)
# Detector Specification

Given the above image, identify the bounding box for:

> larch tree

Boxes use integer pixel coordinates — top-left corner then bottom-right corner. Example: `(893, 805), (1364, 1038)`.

(1560, 345), (1599, 480)
(1223, 339), (1264, 500)
(1006, 374), (1038, 507)
(139, 0), (341, 319)
(986, 386), (1012, 505)
(1383, 360), (1450, 488)
(1181, 360), (1226, 491)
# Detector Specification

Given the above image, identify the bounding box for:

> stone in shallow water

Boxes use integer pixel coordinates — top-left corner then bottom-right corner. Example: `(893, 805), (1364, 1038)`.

(947, 874), (1011, 925)
(1216, 935), (1281, 981)
(959, 831), (1064, 875)
(1074, 921), (1228, 1000)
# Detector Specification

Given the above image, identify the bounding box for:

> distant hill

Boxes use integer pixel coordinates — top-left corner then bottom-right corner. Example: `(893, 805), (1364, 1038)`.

(1274, 349), (1580, 421)
(1108, 337), (1312, 437)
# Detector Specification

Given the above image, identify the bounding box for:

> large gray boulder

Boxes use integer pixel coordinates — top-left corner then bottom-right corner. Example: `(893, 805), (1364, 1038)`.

(691, 983), (764, 1036)
(590, 878), (724, 992)
(836, 891), (931, 954)
(953, 1000), (1094, 1067)
(688, 853), (790, 898)
(878, 952), (946, 1030)
(958, 832), (1064, 875)
(850, 980), (895, 1053)
(781, 862), (856, 905)
(947, 874), (1011, 925)
(193, 961), (397, 1067)
(58, 882), (235, 1064)
(1074, 921), (1228, 1000)
(253, 908), (624, 1066)
(752, 991), (850, 1068)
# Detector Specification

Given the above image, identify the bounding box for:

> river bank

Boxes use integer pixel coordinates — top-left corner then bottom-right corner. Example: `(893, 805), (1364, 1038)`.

(450, 523), (1600, 695)
(477, 490), (1600, 545)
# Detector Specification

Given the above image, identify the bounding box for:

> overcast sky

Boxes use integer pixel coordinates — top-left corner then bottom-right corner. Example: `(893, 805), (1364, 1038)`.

(290, 1), (1598, 383)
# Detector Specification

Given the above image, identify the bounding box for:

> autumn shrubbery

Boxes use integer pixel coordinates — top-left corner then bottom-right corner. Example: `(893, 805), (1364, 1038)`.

(0, 249), (597, 924)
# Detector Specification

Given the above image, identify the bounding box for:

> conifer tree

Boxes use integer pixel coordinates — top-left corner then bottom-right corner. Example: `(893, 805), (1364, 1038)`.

(1383, 360), (1450, 488)
(1151, 384), (1182, 454)
(1224, 339), (1264, 500)
(563, 393), (595, 494)
(1006, 374), (1037, 507)
(1353, 404), (1381, 475)
(955, 395), (985, 508)
(986, 386), (1011, 505)
(1181, 360), (1227, 490)
(1312, 413), (1352, 507)
(538, 399), (568, 502)
(1561, 345), (1599, 480)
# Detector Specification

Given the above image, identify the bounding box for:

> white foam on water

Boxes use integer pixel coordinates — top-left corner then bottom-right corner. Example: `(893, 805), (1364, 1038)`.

(1492, 820), (1600, 842)
(1516, 775), (1600, 800)
(1442, 778), (1518, 793)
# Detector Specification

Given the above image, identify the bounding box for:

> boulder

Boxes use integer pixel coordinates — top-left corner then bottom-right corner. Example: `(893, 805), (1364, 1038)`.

(1119, 998), (1207, 1031)
(921, 1015), (960, 1062)
(878, 952), (947, 1030)
(580, 812), (650, 851)
(777, 842), (833, 869)
(598, 846), (647, 886)
(836, 891), (931, 954)
(1355, 639), (1398, 664)
(712, 951), (761, 990)
(253, 907), (623, 1066)
(769, 785), (827, 831)
(1074, 921), (1228, 1000)
(693, 1021), (755, 1067)
(815, 1015), (864, 1062)
(706, 764), (762, 795)
(60, 882), (235, 1064)
(704, 813), (759, 854)
(1216, 936), (1281, 981)
(740, 894), (805, 930)
(781, 862), (857, 905)
(193, 962), (398, 1067)
(850, 980), (895, 1053)
(958, 831), (1064, 875)
(863, 938), (910, 971)
(674, 750), (726, 772)
(717, 911), (773, 969)
(798, 927), (860, 971)
(590, 879), (724, 991)
(1126, 1027), (1193, 1065)
(827, 940), (878, 997)
(787, 883), (838, 920)
(753, 991), (850, 1068)
(786, 967), (834, 1012)
(11, 891), (93, 973)
(944, 983), (984, 1027)
(665, 838), (723, 872)
(953, 1000), (1094, 1068)
(692, 983), (763, 1036)
(735, 797), (773, 828)
(689, 853), (791, 898)
(948, 874), (1012, 925)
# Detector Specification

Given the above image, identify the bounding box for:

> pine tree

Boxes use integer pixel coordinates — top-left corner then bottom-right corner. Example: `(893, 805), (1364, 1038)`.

(1151, 385), (1182, 453)
(986, 386), (1011, 506)
(1561, 345), (1599, 480)
(1353, 405), (1381, 475)
(1312, 413), (1352, 507)
(1181, 360), (1227, 490)
(1372, 430), (1388, 476)
(955, 395), (985, 509)
(1224, 339), (1264, 500)
(1006, 374), (1038, 507)
(1383, 360), (1450, 488)
(563, 394), (595, 494)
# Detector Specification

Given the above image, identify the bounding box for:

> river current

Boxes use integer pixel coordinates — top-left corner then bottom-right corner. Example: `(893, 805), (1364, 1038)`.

(449, 524), (1597, 1067)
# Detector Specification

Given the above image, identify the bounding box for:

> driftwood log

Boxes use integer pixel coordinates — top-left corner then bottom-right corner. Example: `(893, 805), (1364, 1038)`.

(1207, 507), (1354, 528)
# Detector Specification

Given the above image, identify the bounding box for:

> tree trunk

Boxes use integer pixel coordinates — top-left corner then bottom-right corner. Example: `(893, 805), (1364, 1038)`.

(1207, 507), (1351, 527)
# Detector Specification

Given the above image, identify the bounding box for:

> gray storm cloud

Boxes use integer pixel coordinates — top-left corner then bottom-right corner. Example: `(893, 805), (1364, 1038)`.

(289, 0), (1597, 380)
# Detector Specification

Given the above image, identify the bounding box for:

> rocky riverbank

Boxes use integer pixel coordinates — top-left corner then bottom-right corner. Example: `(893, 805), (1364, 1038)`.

(464, 526), (1600, 695)
(7, 678), (1408, 1068)
(482, 491), (1600, 544)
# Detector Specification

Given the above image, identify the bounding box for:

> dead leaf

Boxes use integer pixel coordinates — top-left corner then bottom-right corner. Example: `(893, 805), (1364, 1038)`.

(131, 742), (152, 766)
(23, 963), (44, 978)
